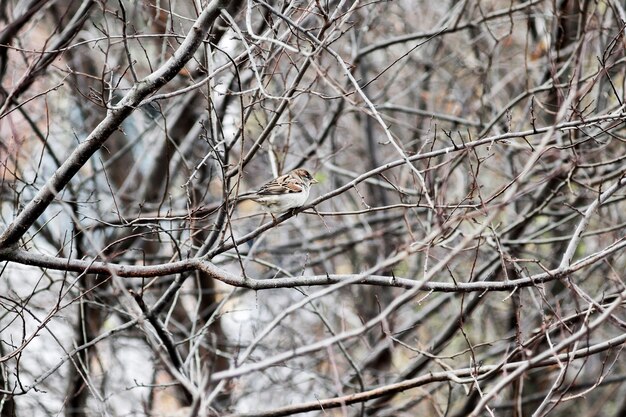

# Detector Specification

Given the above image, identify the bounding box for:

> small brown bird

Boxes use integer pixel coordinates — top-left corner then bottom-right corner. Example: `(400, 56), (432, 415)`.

(237, 169), (318, 214)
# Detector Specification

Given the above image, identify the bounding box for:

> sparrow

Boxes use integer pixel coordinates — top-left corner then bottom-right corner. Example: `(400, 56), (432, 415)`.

(236, 168), (318, 214)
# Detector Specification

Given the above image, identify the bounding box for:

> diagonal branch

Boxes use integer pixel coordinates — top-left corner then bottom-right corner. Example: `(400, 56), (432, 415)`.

(0, 0), (231, 249)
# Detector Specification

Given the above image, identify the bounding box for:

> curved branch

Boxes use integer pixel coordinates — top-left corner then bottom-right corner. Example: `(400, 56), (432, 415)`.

(1, 236), (625, 291)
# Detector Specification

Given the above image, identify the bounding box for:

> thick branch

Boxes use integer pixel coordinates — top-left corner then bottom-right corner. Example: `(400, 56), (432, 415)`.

(1, 236), (625, 291)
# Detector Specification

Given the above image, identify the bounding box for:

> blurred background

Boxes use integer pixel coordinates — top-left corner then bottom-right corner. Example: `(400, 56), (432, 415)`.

(1, 0), (625, 416)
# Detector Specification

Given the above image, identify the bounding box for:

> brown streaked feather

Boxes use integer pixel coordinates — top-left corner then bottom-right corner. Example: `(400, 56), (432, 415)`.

(292, 168), (310, 178)
(257, 183), (302, 195)
(256, 172), (304, 195)
(283, 181), (304, 193)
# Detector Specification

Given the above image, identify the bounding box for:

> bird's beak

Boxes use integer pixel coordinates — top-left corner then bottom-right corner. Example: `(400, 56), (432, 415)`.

(311, 177), (319, 184)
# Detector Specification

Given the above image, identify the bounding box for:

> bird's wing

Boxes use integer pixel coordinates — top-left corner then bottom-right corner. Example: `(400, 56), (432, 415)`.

(256, 175), (303, 195)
